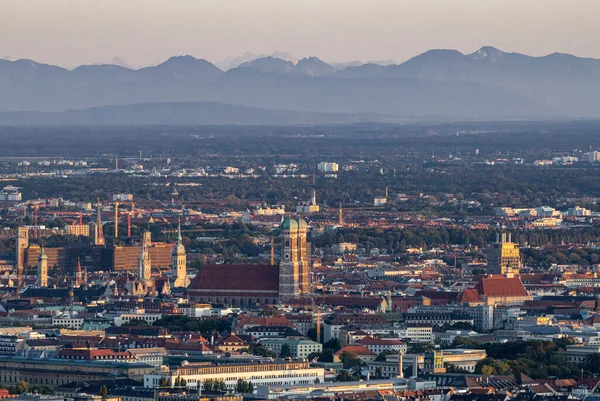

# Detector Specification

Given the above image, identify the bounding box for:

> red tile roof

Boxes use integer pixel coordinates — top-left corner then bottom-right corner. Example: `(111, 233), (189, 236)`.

(476, 276), (528, 297)
(188, 264), (279, 292)
(334, 345), (376, 356)
(218, 334), (248, 346)
(356, 336), (404, 346)
(56, 348), (135, 361)
(458, 289), (482, 304)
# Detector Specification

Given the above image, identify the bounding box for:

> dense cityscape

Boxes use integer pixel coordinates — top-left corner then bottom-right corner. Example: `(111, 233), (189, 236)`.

(0, 122), (598, 401)
(4, 0), (600, 400)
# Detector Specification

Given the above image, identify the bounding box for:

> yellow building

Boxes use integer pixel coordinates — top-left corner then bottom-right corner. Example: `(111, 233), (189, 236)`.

(65, 224), (91, 236)
(487, 233), (521, 277)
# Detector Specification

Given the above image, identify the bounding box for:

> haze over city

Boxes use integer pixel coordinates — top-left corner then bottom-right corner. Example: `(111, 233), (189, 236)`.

(3, 0), (600, 68)
(2, 2), (600, 400)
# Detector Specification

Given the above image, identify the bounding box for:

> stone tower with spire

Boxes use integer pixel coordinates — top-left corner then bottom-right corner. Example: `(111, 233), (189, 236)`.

(138, 231), (152, 286)
(75, 258), (83, 287)
(37, 247), (48, 288)
(172, 223), (189, 288)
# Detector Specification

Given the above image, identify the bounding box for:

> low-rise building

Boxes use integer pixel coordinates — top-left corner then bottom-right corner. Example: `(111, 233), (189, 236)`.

(355, 336), (407, 355)
(261, 338), (322, 359)
(564, 344), (600, 364)
(144, 361), (324, 391)
(127, 347), (169, 368)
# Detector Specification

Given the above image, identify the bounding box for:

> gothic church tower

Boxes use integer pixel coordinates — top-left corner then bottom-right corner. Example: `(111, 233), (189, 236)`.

(38, 247), (48, 288)
(172, 223), (189, 288)
(138, 231), (152, 286)
(279, 218), (310, 301)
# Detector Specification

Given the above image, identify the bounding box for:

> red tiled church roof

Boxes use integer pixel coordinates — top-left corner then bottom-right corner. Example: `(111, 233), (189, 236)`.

(476, 276), (528, 297)
(188, 264), (279, 292)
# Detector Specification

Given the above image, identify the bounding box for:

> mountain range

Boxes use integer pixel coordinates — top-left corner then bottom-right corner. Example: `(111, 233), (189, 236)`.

(1, 46), (599, 124)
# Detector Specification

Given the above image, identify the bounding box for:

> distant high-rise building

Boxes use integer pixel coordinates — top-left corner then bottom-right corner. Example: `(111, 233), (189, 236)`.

(317, 162), (338, 173)
(0, 186), (22, 201)
(112, 193), (134, 201)
(582, 151), (600, 163)
(487, 233), (521, 277)
(37, 247), (48, 288)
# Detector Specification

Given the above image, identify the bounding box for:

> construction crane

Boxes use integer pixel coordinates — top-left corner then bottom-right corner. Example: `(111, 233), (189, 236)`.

(161, 227), (224, 235)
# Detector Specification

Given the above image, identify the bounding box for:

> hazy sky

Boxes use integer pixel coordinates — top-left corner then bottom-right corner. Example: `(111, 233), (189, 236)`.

(3, 0), (600, 68)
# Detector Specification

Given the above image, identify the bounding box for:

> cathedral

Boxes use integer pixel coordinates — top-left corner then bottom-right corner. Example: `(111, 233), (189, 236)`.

(187, 217), (311, 305)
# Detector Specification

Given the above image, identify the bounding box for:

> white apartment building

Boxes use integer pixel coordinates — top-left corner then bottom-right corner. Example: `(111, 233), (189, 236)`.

(581, 151), (600, 163)
(564, 344), (600, 363)
(399, 326), (433, 343)
(567, 206), (592, 216)
(114, 310), (163, 326)
(113, 193), (134, 201)
(127, 347), (168, 368)
(261, 338), (322, 359)
(408, 305), (494, 332)
(51, 316), (84, 329)
(0, 336), (23, 354)
(317, 162), (339, 173)
(356, 337), (407, 354)
(178, 304), (213, 318)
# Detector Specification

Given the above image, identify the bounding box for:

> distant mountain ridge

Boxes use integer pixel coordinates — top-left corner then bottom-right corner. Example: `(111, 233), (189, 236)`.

(0, 101), (392, 125)
(238, 56), (336, 76)
(1, 47), (600, 120)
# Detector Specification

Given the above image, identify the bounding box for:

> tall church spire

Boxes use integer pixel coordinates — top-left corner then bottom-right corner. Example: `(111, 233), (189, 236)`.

(38, 246), (48, 288)
(95, 199), (105, 246)
(172, 222), (189, 288)
(138, 231), (152, 285)
(75, 257), (83, 287)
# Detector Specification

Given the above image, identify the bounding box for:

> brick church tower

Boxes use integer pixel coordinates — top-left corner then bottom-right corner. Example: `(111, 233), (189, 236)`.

(279, 218), (310, 301)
